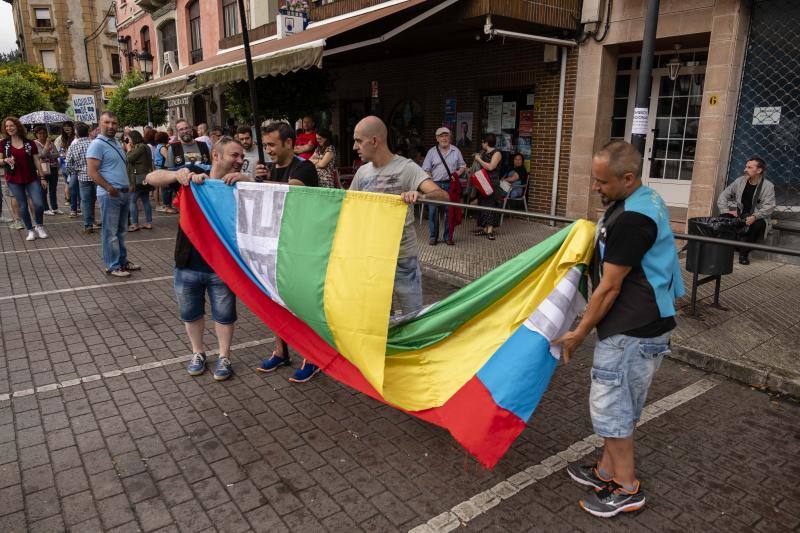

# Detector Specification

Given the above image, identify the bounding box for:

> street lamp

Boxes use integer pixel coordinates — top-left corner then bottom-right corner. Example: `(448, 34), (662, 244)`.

(137, 50), (154, 126)
(666, 44), (682, 81)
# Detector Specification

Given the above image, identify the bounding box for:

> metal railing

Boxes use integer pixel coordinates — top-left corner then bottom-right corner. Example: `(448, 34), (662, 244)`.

(417, 198), (800, 258)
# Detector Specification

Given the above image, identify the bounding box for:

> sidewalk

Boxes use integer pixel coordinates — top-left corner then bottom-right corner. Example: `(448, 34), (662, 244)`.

(416, 214), (800, 398)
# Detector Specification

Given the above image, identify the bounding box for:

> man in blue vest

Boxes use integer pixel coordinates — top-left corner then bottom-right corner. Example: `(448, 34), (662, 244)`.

(554, 140), (684, 518)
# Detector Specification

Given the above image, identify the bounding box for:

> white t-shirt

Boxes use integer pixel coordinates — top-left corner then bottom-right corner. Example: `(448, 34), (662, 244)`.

(350, 155), (429, 259)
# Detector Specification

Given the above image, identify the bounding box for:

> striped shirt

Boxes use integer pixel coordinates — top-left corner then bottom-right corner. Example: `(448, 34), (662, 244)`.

(65, 137), (92, 182)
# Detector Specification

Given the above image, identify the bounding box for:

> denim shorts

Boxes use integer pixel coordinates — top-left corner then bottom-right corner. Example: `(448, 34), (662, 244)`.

(392, 256), (423, 317)
(589, 331), (671, 438)
(174, 267), (237, 324)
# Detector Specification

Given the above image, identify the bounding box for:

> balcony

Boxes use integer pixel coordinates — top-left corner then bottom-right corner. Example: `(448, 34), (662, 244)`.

(134, 0), (171, 14)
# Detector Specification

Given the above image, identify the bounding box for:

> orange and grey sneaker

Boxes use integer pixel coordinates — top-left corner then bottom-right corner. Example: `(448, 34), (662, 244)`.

(579, 480), (645, 518)
(567, 462), (613, 490)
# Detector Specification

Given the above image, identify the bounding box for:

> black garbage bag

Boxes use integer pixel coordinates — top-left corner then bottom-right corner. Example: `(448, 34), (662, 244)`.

(687, 216), (745, 239)
(685, 216), (744, 275)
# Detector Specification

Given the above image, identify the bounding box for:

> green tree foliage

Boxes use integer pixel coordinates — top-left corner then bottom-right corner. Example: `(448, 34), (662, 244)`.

(0, 73), (52, 119)
(107, 71), (167, 126)
(0, 62), (69, 112)
(223, 67), (331, 124)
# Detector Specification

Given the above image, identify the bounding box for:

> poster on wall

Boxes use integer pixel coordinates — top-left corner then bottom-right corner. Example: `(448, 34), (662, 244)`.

(502, 101), (517, 129)
(443, 97), (457, 133)
(519, 110), (534, 136)
(486, 95), (503, 133)
(455, 112), (473, 149)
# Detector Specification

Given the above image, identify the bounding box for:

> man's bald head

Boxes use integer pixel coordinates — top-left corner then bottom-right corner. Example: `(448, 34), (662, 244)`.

(355, 116), (387, 144)
(353, 116), (391, 164)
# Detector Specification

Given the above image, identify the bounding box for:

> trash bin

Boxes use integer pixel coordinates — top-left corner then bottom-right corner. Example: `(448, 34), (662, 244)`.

(685, 216), (743, 275)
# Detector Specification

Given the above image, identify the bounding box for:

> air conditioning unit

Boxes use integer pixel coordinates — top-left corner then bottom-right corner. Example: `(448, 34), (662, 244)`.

(163, 50), (178, 74)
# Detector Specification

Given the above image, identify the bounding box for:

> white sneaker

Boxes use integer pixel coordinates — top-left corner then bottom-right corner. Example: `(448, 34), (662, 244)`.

(26, 230), (36, 241)
(54, 209), (64, 214)
(44, 210), (55, 216)
(34, 226), (48, 239)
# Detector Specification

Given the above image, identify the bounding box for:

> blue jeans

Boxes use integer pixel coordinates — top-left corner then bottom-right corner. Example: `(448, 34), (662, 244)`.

(68, 174), (81, 212)
(7, 181), (45, 230)
(99, 190), (130, 270)
(174, 267), (237, 324)
(79, 181), (97, 228)
(392, 257), (423, 317)
(428, 180), (450, 241)
(43, 167), (59, 211)
(589, 331), (672, 438)
(130, 190), (153, 225)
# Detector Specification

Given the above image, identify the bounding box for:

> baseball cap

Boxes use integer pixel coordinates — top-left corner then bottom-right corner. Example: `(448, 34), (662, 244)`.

(435, 127), (451, 136)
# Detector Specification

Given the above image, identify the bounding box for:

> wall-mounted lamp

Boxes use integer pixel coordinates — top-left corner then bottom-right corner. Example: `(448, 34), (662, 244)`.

(666, 44), (682, 81)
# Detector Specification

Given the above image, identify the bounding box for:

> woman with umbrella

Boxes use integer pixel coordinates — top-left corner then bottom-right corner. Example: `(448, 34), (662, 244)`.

(34, 126), (62, 215)
(0, 116), (48, 240)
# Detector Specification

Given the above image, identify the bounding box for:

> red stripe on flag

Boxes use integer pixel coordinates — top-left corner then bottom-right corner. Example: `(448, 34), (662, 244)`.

(178, 186), (525, 468)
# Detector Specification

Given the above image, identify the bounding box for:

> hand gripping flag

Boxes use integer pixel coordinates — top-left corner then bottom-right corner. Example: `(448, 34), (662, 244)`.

(178, 181), (595, 467)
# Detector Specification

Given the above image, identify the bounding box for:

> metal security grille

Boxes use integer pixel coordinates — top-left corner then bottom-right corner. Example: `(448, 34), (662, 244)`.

(727, 0), (800, 212)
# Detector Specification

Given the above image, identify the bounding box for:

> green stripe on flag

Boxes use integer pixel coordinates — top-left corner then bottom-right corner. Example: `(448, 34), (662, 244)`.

(276, 187), (345, 347)
(386, 222), (576, 354)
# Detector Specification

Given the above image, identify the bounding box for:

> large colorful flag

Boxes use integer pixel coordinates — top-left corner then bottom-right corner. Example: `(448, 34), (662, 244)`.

(178, 181), (595, 467)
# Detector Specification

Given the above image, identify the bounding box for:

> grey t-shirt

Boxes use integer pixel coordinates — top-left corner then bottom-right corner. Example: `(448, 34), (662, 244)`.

(241, 146), (259, 178)
(350, 155), (429, 259)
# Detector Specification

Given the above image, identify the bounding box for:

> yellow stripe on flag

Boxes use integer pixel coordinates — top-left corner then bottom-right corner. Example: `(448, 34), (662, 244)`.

(323, 190), (408, 394)
(381, 220), (596, 411)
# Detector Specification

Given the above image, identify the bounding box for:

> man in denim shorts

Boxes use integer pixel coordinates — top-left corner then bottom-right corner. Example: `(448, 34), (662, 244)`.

(554, 141), (684, 518)
(145, 137), (267, 381)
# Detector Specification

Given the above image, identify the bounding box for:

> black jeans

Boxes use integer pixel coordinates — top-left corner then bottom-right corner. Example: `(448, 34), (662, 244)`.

(43, 166), (59, 211)
(721, 213), (766, 255)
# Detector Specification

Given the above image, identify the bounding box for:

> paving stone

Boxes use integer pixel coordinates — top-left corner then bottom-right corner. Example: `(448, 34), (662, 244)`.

(245, 505), (289, 533)
(62, 490), (98, 526)
(170, 499), (213, 533)
(0, 484), (24, 516)
(24, 487), (60, 522)
(135, 498), (174, 532)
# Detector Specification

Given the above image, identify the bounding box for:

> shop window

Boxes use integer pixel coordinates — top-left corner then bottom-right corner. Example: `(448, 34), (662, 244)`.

(34, 7), (52, 28)
(479, 90), (536, 170)
(388, 100), (424, 159)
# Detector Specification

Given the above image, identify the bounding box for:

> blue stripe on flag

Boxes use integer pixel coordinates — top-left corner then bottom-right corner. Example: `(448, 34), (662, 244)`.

(190, 181), (271, 296)
(476, 326), (558, 421)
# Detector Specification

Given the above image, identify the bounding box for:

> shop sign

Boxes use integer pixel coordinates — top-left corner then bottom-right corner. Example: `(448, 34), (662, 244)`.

(277, 10), (309, 38)
(102, 85), (118, 101)
(167, 96), (190, 108)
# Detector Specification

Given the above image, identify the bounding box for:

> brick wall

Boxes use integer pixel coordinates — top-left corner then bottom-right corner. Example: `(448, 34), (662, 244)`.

(327, 39), (577, 216)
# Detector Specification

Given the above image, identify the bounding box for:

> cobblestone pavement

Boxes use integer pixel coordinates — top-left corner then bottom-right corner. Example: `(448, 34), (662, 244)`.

(1, 208), (799, 532)
(417, 213), (800, 395)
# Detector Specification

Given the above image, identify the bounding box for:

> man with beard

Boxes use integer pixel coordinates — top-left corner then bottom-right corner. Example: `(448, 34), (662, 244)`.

(554, 141), (684, 518)
(255, 122), (320, 382)
(145, 137), (268, 381)
(236, 125), (269, 179)
(86, 111), (141, 277)
(164, 119), (211, 214)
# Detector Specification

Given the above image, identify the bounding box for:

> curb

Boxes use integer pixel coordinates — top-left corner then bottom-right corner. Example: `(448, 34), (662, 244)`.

(420, 260), (800, 401)
(669, 344), (800, 400)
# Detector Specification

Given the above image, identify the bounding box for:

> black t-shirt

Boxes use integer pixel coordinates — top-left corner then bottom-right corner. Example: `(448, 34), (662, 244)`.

(269, 158), (319, 187)
(741, 181), (758, 216)
(598, 205), (676, 338)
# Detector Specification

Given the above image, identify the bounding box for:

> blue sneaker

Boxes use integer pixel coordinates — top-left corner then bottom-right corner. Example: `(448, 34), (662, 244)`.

(289, 360), (320, 383)
(256, 352), (290, 373)
(187, 352), (206, 376)
(213, 357), (233, 381)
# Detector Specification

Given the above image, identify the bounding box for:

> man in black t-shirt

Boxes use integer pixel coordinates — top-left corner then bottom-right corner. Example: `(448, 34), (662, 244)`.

(554, 141), (683, 518)
(256, 121), (321, 383)
(145, 137), (267, 382)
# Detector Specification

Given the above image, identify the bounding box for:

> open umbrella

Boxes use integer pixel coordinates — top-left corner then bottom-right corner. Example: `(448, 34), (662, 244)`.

(19, 111), (72, 125)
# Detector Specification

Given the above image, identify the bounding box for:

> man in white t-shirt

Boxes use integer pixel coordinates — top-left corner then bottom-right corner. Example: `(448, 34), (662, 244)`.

(349, 116), (448, 316)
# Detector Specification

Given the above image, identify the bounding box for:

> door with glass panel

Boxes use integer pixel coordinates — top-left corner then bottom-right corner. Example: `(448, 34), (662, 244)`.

(642, 72), (705, 207)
